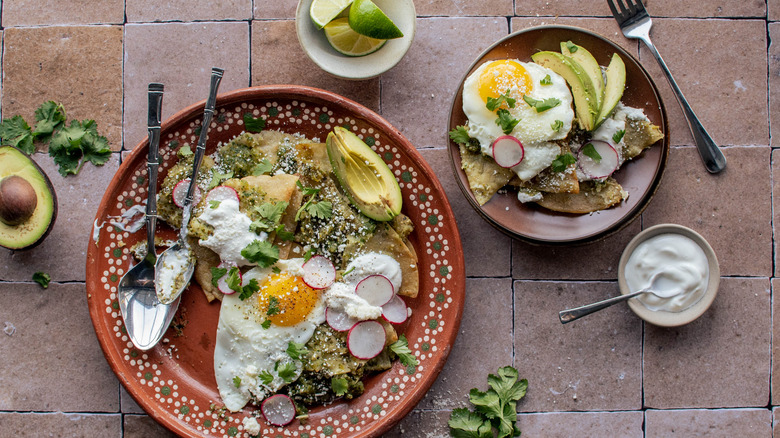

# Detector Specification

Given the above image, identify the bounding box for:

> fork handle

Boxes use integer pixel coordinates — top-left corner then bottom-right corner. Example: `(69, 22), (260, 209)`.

(146, 83), (164, 261)
(639, 38), (726, 173)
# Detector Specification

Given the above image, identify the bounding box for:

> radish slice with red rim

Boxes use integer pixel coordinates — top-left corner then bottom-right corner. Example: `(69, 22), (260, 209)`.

(205, 185), (239, 203)
(172, 178), (202, 208)
(491, 135), (525, 168)
(354, 274), (394, 307)
(326, 306), (360, 332)
(577, 140), (619, 179)
(302, 255), (336, 289)
(261, 394), (296, 427)
(347, 320), (386, 360)
(381, 295), (408, 324)
(216, 262), (239, 295)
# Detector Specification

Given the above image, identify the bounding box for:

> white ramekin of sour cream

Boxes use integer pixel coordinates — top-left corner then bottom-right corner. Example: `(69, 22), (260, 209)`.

(618, 224), (719, 327)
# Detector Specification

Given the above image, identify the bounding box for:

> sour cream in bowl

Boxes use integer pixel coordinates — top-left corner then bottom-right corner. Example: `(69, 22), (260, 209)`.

(618, 224), (719, 327)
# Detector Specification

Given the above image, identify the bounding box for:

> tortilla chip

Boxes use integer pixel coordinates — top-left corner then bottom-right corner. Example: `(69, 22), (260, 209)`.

(240, 174), (301, 260)
(458, 144), (514, 205)
(536, 177), (627, 214)
(188, 236), (223, 302)
(380, 319), (398, 346)
(358, 223), (419, 298)
(511, 144), (579, 194)
(623, 119), (664, 160)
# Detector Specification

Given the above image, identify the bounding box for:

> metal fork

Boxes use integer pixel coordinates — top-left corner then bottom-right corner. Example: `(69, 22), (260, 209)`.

(607, 0), (726, 173)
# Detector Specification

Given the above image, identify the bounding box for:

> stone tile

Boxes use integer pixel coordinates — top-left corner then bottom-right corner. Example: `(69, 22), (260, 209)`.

(645, 408), (772, 437)
(0, 412), (121, 437)
(517, 411), (644, 437)
(515, 0), (612, 18)
(770, 23), (780, 147)
(775, 151), (780, 277)
(416, 0), (513, 17)
(416, 277), (513, 409)
(512, 220), (640, 280)
(642, 147), (771, 277)
(771, 0), (780, 21)
(419, 148), (511, 278)
(123, 22), (251, 150)
(644, 277), (771, 409)
(2, 26), (123, 151)
(639, 19), (768, 147)
(124, 414), (178, 438)
(0, 282), (119, 411)
(510, 17), (639, 56)
(0, 153), (119, 282)
(251, 20), (380, 113)
(121, 386), (146, 415)
(775, 407), (780, 434)
(381, 17), (507, 149)
(384, 410), (451, 437)
(514, 280), (642, 412)
(773, 278), (780, 405)
(2, 0), (124, 26)
(126, 0), (251, 22)
(514, 0), (765, 18)
(254, 0), (297, 19)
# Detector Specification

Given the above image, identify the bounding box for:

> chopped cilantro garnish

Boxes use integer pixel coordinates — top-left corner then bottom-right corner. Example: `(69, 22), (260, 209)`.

(259, 370), (274, 385)
(267, 296), (281, 316)
(522, 95), (561, 113)
(495, 109), (519, 135)
(208, 170), (233, 190)
(239, 278), (259, 301)
(274, 224), (295, 241)
(272, 266), (282, 274)
(305, 200), (332, 220)
(551, 120), (564, 132)
(390, 335), (419, 369)
(210, 267), (227, 287)
(486, 89), (516, 112)
(342, 266), (355, 276)
(551, 153), (576, 172)
(613, 129), (626, 144)
(32, 271), (51, 289)
(250, 201), (289, 234)
(277, 362), (297, 382)
(303, 248), (315, 262)
(243, 113), (266, 133)
(241, 240), (279, 268)
(286, 342), (308, 360)
(208, 200), (221, 209)
(582, 143), (602, 162)
(565, 41), (578, 53)
(261, 320), (272, 329)
(232, 376), (241, 388)
(226, 267), (242, 294)
(178, 144), (193, 157)
(331, 377), (349, 397)
(540, 74), (552, 86)
(449, 125), (481, 153)
(251, 158), (274, 176)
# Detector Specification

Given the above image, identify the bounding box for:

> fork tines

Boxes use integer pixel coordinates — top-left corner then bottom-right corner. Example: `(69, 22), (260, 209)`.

(607, 0), (647, 25)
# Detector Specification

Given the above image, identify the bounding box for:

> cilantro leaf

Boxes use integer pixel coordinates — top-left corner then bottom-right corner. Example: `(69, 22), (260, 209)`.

(252, 158), (273, 176)
(277, 362), (297, 382)
(540, 74), (553, 86)
(305, 201), (332, 220)
(32, 271), (51, 289)
(331, 377), (349, 397)
(226, 267), (242, 294)
(295, 182), (327, 221)
(303, 248), (315, 262)
(551, 153), (576, 172)
(33, 101), (66, 140)
(613, 129), (626, 144)
(208, 170), (233, 190)
(522, 95), (561, 113)
(233, 376), (241, 388)
(495, 109), (519, 135)
(390, 335), (419, 368)
(448, 408), (493, 438)
(210, 267), (227, 287)
(582, 143), (602, 162)
(486, 89), (516, 112)
(449, 125), (482, 153)
(243, 113), (266, 133)
(49, 119), (110, 176)
(267, 296), (281, 316)
(178, 144), (193, 157)
(274, 224), (294, 241)
(286, 342), (308, 361)
(261, 320), (272, 329)
(79, 125), (111, 167)
(250, 201), (289, 234)
(296, 180), (321, 196)
(209, 200), (221, 209)
(239, 278), (260, 301)
(0, 115), (35, 154)
(259, 370), (274, 385)
(488, 367), (528, 407)
(450, 366), (527, 438)
(551, 120), (564, 132)
(241, 240), (279, 268)
(565, 41), (578, 53)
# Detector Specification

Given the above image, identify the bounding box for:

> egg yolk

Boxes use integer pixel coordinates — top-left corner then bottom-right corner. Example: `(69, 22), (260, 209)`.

(478, 60), (533, 104)
(258, 273), (319, 327)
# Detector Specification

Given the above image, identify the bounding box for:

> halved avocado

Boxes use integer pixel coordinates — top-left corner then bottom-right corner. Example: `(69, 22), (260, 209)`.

(595, 53), (626, 129)
(531, 51), (599, 131)
(325, 126), (402, 221)
(560, 41), (604, 110)
(0, 146), (57, 250)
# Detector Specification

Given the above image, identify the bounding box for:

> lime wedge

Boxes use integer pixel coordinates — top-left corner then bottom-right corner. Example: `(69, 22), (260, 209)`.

(348, 0), (404, 40)
(310, 0), (354, 29)
(324, 18), (387, 57)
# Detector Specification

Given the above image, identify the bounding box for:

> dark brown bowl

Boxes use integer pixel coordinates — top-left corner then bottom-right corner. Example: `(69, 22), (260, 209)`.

(447, 25), (669, 245)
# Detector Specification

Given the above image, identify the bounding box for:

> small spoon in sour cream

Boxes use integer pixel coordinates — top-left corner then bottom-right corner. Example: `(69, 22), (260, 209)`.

(558, 273), (681, 324)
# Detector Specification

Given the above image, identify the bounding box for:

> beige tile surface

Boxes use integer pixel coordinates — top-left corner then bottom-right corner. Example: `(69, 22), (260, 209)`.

(0, 283), (119, 411)
(124, 415), (178, 438)
(123, 22), (251, 150)
(2, 26), (124, 151)
(254, 0), (298, 19)
(416, 0), (513, 17)
(645, 408), (772, 437)
(2, 0), (124, 26)
(771, 0), (780, 21)
(510, 17), (639, 56)
(0, 412), (121, 437)
(773, 278), (780, 405)
(770, 23), (780, 147)
(518, 411), (644, 437)
(514, 280), (642, 412)
(643, 277), (771, 409)
(384, 409), (451, 437)
(514, 0), (766, 18)
(126, 0), (252, 22)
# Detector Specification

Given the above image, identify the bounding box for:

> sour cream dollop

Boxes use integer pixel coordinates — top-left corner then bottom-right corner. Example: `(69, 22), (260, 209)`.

(198, 197), (264, 266)
(624, 233), (709, 312)
(324, 252), (403, 321)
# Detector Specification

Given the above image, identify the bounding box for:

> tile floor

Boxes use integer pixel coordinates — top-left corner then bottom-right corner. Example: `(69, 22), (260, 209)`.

(0, 0), (776, 437)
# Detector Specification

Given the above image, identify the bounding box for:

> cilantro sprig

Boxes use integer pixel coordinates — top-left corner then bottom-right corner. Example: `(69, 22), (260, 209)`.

(243, 113), (266, 133)
(389, 335), (419, 370)
(613, 129), (626, 144)
(250, 201), (289, 234)
(449, 125), (481, 153)
(241, 239), (280, 268)
(448, 366), (528, 438)
(286, 342), (308, 361)
(522, 95), (561, 113)
(582, 143), (602, 162)
(331, 377), (349, 397)
(486, 90), (516, 112)
(295, 181), (333, 221)
(551, 153), (576, 173)
(540, 74), (552, 86)
(32, 271), (51, 289)
(495, 109), (519, 135)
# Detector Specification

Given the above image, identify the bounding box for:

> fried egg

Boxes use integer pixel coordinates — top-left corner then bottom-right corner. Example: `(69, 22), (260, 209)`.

(214, 258), (326, 412)
(462, 59), (575, 180)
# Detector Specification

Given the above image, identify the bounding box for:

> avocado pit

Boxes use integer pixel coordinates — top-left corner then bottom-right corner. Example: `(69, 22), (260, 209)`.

(0, 175), (38, 226)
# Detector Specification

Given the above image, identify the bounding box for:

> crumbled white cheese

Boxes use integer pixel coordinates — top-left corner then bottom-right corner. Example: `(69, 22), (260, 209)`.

(198, 198), (262, 266)
(242, 416), (261, 435)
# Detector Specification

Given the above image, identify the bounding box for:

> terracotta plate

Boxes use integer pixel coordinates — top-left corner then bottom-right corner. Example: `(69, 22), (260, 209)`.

(86, 86), (465, 437)
(447, 25), (669, 245)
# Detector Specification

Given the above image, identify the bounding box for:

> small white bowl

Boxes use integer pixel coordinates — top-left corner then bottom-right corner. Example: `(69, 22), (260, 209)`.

(295, 0), (416, 80)
(618, 224), (720, 327)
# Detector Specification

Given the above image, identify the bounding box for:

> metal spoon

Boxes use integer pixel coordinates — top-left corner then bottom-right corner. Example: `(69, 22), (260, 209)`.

(154, 67), (224, 305)
(118, 83), (179, 351)
(558, 274), (681, 324)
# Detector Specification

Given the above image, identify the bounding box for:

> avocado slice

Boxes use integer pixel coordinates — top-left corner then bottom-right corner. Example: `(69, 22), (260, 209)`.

(325, 126), (402, 221)
(531, 51), (599, 131)
(0, 146), (57, 250)
(560, 41), (604, 110)
(595, 53), (626, 129)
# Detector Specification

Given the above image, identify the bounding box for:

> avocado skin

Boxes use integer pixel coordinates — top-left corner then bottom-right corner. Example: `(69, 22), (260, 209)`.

(531, 51), (599, 131)
(0, 146), (58, 250)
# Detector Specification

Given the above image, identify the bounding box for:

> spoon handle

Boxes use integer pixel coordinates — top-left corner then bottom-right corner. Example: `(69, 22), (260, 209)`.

(145, 83), (164, 261)
(558, 289), (646, 324)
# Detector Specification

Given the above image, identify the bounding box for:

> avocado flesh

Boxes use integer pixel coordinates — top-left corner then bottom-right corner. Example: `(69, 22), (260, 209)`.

(325, 126), (402, 221)
(595, 53), (627, 130)
(560, 42), (604, 109)
(531, 51), (599, 131)
(0, 146), (57, 250)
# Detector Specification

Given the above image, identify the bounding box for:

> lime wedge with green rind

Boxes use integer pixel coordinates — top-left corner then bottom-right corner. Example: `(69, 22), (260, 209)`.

(324, 18), (387, 57)
(348, 0), (404, 40)
(310, 0), (354, 29)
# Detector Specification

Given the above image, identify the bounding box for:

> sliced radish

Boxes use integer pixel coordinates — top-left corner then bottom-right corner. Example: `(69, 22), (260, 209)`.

(261, 394), (296, 427)
(381, 295), (408, 324)
(302, 255), (336, 289)
(172, 178), (202, 208)
(347, 320), (386, 360)
(326, 306), (360, 332)
(491, 135), (525, 168)
(206, 185), (239, 203)
(577, 140), (619, 179)
(354, 275), (394, 307)
(216, 262), (239, 295)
